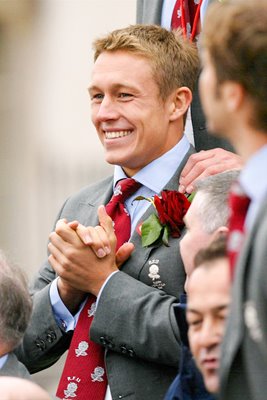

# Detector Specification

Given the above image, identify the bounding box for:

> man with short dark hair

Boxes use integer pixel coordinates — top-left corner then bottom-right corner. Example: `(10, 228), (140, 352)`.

(186, 237), (230, 395)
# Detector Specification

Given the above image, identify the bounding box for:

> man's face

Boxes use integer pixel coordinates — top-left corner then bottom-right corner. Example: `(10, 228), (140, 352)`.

(186, 259), (230, 394)
(89, 50), (179, 177)
(180, 192), (214, 291)
(199, 51), (227, 137)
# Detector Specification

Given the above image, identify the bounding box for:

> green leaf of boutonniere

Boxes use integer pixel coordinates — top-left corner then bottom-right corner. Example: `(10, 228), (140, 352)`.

(141, 214), (163, 247)
(162, 225), (170, 247)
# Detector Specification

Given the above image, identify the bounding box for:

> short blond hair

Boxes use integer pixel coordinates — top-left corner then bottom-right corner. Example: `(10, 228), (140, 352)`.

(93, 24), (199, 100)
(202, 0), (267, 131)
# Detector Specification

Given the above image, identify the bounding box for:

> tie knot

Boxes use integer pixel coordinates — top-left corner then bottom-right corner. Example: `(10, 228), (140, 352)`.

(113, 178), (141, 203)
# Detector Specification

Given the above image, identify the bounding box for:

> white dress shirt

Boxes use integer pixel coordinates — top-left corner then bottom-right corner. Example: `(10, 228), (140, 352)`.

(0, 354), (8, 369)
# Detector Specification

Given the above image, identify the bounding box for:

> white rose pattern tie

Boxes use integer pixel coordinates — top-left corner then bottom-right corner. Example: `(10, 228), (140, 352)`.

(56, 178), (141, 400)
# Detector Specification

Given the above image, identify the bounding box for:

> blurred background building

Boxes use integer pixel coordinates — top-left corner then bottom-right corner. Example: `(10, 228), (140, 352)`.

(0, 0), (135, 393)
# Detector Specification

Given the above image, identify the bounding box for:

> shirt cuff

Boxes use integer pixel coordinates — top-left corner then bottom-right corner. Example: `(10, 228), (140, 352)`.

(96, 271), (119, 308)
(49, 277), (87, 332)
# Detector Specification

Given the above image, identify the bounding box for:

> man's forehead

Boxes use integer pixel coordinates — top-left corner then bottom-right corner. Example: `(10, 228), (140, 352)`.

(188, 264), (230, 301)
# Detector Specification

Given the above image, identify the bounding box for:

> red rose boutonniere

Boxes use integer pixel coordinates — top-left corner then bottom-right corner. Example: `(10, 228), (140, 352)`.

(135, 190), (193, 247)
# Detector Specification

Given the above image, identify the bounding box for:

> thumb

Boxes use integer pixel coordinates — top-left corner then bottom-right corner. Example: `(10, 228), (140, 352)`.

(98, 205), (114, 234)
(116, 242), (135, 268)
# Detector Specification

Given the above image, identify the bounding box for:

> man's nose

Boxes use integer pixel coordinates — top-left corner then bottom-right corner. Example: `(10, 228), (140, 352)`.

(199, 319), (220, 348)
(96, 96), (120, 122)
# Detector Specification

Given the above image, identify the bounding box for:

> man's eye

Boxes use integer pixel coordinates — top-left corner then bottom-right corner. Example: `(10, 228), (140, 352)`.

(118, 93), (133, 98)
(91, 94), (104, 101)
(188, 319), (202, 328)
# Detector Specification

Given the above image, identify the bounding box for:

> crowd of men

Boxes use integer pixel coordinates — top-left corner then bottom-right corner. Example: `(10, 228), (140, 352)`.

(1, 1), (266, 399)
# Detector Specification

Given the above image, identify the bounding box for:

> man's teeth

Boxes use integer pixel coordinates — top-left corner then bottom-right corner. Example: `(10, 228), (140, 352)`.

(105, 130), (132, 139)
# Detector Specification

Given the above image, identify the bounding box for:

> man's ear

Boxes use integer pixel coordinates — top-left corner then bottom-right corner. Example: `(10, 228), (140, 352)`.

(222, 81), (245, 113)
(213, 226), (229, 239)
(169, 87), (192, 122)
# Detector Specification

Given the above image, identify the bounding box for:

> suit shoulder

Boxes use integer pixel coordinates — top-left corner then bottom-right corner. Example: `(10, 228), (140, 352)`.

(64, 175), (113, 205)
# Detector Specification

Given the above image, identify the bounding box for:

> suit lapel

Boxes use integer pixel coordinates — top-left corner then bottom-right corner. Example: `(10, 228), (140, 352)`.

(233, 198), (267, 304)
(222, 199), (267, 374)
(77, 176), (114, 227)
(126, 145), (195, 277)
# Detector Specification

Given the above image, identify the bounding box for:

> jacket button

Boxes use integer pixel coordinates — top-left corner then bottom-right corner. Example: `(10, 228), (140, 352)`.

(46, 331), (56, 343)
(120, 345), (127, 354)
(35, 339), (46, 351)
(128, 349), (135, 357)
(100, 336), (107, 345)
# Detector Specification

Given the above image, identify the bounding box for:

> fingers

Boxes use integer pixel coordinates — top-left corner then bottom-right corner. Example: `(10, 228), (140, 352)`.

(76, 224), (111, 258)
(53, 205), (117, 261)
(68, 220), (79, 230)
(179, 149), (243, 193)
(98, 205), (117, 251)
(116, 242), (135, 268)
(65, 206), (116, 258)
(54, 219), (82, 246)
(179, 150), (214, 193)
(98, 206), (115, 237)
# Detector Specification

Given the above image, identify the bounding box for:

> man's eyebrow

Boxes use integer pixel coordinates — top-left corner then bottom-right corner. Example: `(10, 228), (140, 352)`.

(187, 304), (229, 315)
(88, 83), (136, 93)
(88, 85), (100, 94)
(186, 308), (201, 316)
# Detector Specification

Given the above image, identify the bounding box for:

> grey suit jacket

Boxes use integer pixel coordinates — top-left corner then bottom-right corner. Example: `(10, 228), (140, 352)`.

(0, 352), (31, 379)
(219, 199), (267, 400)
(16, 147), (195, 400)
(136, 0), (234, 153)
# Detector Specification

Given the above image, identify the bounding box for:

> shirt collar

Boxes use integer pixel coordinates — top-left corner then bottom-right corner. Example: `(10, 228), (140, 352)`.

(114, 135), (190, 193)
(0, 353), (8, 369)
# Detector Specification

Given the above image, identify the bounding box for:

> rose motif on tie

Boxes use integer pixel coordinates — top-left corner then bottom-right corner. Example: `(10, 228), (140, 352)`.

(135, 190), (192, 247)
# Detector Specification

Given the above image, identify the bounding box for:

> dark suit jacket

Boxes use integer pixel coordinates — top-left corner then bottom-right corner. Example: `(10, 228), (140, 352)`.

(219, 199), (267, 400)
(136, 0), (234, 153)
(0, 352), (31, 379)
(16, 147), (196, 400)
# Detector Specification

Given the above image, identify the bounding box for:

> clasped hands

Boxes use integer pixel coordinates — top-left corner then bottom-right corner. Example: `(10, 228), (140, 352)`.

(48, 205), (134, 310)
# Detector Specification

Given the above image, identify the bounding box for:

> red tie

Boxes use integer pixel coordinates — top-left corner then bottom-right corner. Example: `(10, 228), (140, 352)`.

(171, 0), (202, 42)
(105, 178), (141, 249)
(227, 182), (251, 280)
(56, 178), (141, 400)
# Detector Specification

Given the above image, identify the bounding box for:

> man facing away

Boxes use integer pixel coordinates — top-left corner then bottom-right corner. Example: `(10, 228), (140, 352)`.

(199, 1), (267, 399)
(136, 0), (242, 196)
